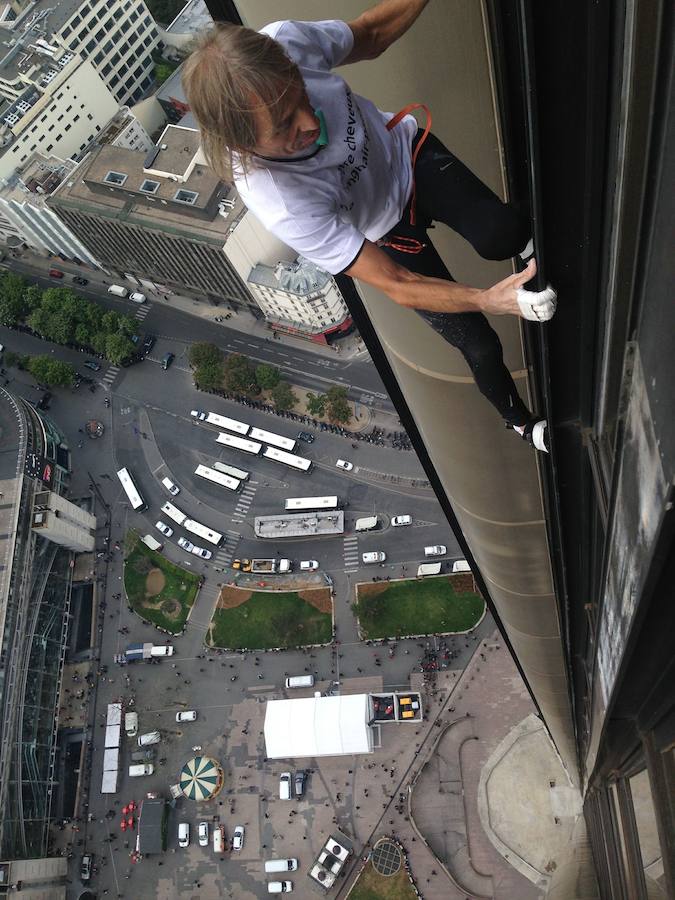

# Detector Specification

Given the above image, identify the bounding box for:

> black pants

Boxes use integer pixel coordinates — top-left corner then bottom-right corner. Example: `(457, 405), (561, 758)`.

(379, 130), (531, 426)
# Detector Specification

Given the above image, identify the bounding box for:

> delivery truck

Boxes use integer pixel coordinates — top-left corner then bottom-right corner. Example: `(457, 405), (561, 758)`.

(125, 643), (174, 661)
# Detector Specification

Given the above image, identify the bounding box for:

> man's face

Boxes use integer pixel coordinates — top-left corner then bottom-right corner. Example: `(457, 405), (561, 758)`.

(250, 78), (320, 158)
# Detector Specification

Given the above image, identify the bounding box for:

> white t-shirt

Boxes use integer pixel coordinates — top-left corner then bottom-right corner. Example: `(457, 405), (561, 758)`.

(233, 19), (417, 275)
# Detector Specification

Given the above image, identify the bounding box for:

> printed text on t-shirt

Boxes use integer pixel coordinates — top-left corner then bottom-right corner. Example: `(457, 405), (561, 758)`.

(337, 87), (370, 212)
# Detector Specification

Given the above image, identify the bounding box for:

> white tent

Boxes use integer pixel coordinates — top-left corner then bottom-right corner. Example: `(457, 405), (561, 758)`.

(264, 694), (374, 758)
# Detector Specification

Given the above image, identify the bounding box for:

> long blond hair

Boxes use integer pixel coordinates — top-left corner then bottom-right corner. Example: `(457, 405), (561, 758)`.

(182, 23), (301, 180)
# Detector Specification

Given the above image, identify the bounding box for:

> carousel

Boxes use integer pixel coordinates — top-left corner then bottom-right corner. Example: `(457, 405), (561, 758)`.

(178, 755), (224, 801)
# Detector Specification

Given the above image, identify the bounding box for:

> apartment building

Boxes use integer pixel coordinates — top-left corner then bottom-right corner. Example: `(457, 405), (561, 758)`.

(248, 258), (353, 344)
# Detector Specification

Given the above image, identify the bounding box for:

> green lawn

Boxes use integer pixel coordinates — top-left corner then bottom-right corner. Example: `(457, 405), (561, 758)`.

(209, 591), (332, 650)
(123, 531), (200, 633)
(349, 863), (418, 900)
(354, 575), (484, 639)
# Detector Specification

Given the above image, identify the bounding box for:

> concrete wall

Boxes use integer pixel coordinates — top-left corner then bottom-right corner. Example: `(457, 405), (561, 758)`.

(233, 0), (577, 775)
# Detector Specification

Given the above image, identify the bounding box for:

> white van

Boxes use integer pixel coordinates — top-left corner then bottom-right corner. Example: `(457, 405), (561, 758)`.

(285, 675), (314, 689)
(138, 730), (161, 747)
(452, 559), (471, 573)
(128, 763), (154, 777)
(107, 284), (129, 298)
(124, 711), (138, 737)
(161, 476), (180, 496)
(279, 772), (291, 800)
(212, 825), (225, 853)
(265, 859), (298, 873)
(141, 534), (163, 552)
(424, 545), (447, 557)
(177, 823), (189, 848)
(129, 291), (146, 303)
(268, 883), (293, 894)
(362, 551), (386, 564)
(355, 516), (378, 532)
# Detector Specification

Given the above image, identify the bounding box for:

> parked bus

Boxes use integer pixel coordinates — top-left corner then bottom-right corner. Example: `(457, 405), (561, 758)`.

(117, 467), (146, 511)
(216, 432), (262, 455)
(213, 460), (249, 481)
(284, 496), (338, 511)
(249, 426), (296, 452)
(263, 446), (312, 472)
(199, 411), (249, 435)
(161, 501), (186, 526)
(194, 464), (241, 493)
(183, 519), (223, 546)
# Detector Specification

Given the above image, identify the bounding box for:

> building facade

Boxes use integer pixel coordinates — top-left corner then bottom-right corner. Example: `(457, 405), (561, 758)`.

(0, 389), (95, 859)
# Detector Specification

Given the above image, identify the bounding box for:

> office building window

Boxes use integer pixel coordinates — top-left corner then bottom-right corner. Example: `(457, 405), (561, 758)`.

(104, 171), (127, 186)
(174, 190), (199, 205)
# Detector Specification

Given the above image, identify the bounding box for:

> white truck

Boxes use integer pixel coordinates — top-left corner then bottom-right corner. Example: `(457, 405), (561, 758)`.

(250, 558), (292, 574)
(141, 534), (163, 552)
(107, 284), (129, 298)
(125, 642), (174, 662)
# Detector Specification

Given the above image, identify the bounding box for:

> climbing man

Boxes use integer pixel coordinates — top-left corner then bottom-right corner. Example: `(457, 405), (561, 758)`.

(182, 0), (556, 452)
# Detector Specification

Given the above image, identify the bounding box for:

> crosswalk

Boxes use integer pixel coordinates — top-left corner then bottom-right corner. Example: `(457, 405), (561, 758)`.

(102, 364), (120, 388)
(134, 302), (151, 321)
(343, 535), (359, 572)
(212, 529), (241, 570)
(231, 482), (258, 525)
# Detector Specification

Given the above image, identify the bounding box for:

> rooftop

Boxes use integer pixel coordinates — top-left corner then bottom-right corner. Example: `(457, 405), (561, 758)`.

(254, 510), (344, 538)
(249, 258), (333, 295)
(164, 0), (212, 35)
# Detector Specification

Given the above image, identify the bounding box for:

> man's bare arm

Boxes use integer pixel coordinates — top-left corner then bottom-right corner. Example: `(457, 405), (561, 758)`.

(342, 0), (430, 64)
(345, 239), (539, 318)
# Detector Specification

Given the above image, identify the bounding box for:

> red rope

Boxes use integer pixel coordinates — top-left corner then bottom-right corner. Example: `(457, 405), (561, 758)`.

(386, 102), (432, 227)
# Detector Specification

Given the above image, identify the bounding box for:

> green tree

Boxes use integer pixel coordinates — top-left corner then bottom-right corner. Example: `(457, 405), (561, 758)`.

(23, 284), (43, 314)
(0, 272), (30, 325)
(255, 363), (280, 391)
(26, 355), (75, 387)
(326, 385), (351, 424)
(101, 309), (121, 334)
(75, 322), (92, 347)
(271, 380), (297, 411)
(3, 350), (20, 368)
(105, 333), (135, 365)
(189, 341), (223, 370)
(223, 353), (259, 394)
(118, 314), (137, 338)
(89, 331), (108, 356)
(305, 391), (327, 417)
(194, 360), (224, 392)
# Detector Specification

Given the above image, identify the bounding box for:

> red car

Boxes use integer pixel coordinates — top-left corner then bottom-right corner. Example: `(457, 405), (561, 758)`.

(48, 268), (64, 278)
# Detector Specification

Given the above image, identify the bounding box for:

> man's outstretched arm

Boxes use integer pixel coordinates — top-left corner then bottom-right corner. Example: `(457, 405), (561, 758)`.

(345, 239), (542, 318)
(342, 0), (430, 64)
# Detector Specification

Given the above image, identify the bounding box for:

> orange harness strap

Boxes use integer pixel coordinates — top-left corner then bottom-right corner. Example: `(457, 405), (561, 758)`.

(380, 102), (432, 254)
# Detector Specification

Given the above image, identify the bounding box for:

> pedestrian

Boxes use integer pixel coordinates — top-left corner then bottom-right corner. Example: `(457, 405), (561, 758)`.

(183, 12), (557, 451)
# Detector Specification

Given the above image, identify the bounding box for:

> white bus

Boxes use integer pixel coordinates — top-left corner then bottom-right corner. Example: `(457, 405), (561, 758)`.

(263, 445), (312, 472)
(161, 501), (186, 526)
(183, 519), (223, 546)
(213, 460), (249, 482)
(249, 426), (296, 452)
(284, 496), (339, 511)
(205, 412), (249, 435)
(216, 432), (262, 455)
(117, 467), (146, 511)
(194, 464), (241, 493)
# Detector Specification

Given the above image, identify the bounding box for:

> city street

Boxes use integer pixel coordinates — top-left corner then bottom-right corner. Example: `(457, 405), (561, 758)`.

(0, 269), (484, 900)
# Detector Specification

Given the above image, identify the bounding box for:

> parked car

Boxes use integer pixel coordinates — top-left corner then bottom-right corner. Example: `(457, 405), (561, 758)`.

(78, 374), (94, 385)
(155, 520), (173, 537)
(80, 854), (92, 882)
(72, 275), (89, 285)
(232, 825), (245, 851)
(83, 360), (101, 372)
(190, 409), (207, 420)
(176, 710), (197, 723)
(391, 514), (412, 527)
(362, 551), (386, 564)
(191, 545), (212, 559)
(48, 268), (64, 278)
(130, 749), (155, 762)
(300, 560), (318, 571)
(178, 823), (190, 848)
(268, 883), (293, 894)
(335, 459), (353, 471)
(161, 351), (175, 370)
(294, 770), (307, 798)
(198, 822), (209, 847)
(141, 334), (156, 355)
(177, 536), (194, 553)
(297, 431), (315, 443)
(279, 772), (291, 800)
(129, 291), (146, 304)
